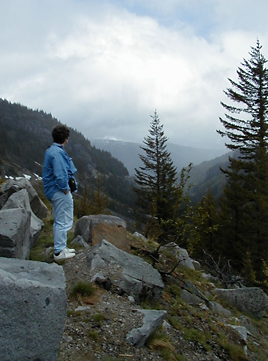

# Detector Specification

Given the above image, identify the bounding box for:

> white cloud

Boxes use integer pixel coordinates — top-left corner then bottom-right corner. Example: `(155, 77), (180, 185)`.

(1, 0), (268, 150)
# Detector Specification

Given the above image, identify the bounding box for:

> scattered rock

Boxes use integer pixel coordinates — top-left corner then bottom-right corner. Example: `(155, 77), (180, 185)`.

(126, 309), (167, 347)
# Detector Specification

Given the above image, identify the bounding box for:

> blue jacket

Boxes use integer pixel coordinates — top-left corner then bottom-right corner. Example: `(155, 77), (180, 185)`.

(42, 143), (77, 201)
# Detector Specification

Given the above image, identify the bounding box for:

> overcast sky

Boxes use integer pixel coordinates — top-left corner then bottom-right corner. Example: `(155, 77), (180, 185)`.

(1, 0), (268, 150)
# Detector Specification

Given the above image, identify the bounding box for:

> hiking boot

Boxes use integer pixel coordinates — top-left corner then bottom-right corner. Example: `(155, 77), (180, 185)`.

(54, 247), (76, 261)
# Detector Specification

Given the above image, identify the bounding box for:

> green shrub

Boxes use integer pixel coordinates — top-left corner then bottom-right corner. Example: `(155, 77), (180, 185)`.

(88, 330), (99, 340)
(70, 281), (95, 298)
(93, 313), (104, 325)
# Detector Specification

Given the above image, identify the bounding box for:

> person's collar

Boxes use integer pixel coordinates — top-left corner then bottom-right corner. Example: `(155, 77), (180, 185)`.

(53, 142), (64, 148)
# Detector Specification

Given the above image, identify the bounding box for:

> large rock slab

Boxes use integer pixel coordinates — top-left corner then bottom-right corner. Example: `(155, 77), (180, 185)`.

(87, 239), (164, 301)
(0, 257), (66, 361)
(0, 178), (47, 218)
(2, 188), (44, 246)
(0, 208), (31, 259)
(75, 214), (127, 250)
(126, 309), (167, 347)
(214, 287), (268, 318)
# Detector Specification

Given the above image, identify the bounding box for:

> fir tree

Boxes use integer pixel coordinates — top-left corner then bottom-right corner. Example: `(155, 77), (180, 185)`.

(217, 40), (268, 282)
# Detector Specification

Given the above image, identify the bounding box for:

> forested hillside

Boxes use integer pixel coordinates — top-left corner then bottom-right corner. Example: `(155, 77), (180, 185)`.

(0, 98), (135, 216)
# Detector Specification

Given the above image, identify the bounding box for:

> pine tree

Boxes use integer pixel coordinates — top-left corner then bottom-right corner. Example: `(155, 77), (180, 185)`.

(217, 40), (268, 282)
(133, 111), (180, 242)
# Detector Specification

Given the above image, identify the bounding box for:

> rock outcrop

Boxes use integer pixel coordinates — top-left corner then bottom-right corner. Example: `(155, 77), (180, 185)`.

(0, 178), (48, 218)
(88, 239), (164, 301)
(2, 188), (44, 246)
(0, 179), (45, 259)
(0, 257), (66, 361)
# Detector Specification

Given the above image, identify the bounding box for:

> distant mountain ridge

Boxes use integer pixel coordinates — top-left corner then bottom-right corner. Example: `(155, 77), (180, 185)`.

(90, 139), (227, 176)
(0, 99), (135, 218)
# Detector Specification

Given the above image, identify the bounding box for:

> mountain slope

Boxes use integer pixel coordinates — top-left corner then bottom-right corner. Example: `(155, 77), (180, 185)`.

(91, 139), (227, 176)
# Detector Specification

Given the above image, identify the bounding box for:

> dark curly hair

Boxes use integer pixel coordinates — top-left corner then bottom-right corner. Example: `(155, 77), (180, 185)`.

(52, 125), (70, 144)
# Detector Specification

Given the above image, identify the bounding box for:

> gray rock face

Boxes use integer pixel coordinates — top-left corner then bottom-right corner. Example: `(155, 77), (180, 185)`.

(0, 208), (31, 259)
(75, 214), (127, 250)
(0, 178), (47, 218)
(87, 239), (164, 301)
(0, 257), (66, 361)
(214, 287), (268, 318)
(2, 188), (44, 246)
(126, 310), (167, 347)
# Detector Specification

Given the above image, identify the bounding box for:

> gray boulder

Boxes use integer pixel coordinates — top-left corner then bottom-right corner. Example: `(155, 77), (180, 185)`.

(0, 257), (66, 361)
(87, 239), (164, 301)
(0, 208), (31, 259)
(208, 301), (232, 318)
(126, 309), (167, 347)
(161, 242), (195, 270)
(0, 178), (47, 218)
(180, 289), (204, 306)
(71, 235), (90, 249)
(2, 189), (44, 246)
(75, 214), (127, 250)
(132, 232), (148, 242)
(214, 287), (268, 318)
(229, 325), (248, 343)
(184, 280), (209, 303)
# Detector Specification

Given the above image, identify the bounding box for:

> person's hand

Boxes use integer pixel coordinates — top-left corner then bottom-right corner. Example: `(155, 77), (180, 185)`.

(65, 190), (70, 194)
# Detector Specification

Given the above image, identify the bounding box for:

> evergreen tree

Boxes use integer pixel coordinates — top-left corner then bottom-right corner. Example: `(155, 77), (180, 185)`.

(134, 111), (181, 243)
(217, 40), (268, 282)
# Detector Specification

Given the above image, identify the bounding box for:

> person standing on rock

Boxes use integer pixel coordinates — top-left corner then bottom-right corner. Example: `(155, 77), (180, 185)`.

(42, 124), (77, 261)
